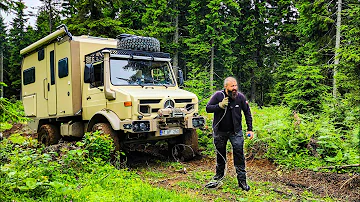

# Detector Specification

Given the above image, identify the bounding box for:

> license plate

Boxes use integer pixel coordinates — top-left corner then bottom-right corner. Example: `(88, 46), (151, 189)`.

(160, 128), (181, 136)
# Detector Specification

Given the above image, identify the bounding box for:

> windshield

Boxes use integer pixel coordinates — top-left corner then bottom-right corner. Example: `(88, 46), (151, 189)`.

(110, 59), (175, 86)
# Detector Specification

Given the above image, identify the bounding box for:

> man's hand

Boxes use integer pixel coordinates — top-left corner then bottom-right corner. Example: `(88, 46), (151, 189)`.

(219, 97), (229, 109)
(246, 131), (254, 140)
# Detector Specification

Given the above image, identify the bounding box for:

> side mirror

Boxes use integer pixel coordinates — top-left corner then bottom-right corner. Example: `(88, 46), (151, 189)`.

(84, 64), (94, 83)
(178, 69), (184, 87)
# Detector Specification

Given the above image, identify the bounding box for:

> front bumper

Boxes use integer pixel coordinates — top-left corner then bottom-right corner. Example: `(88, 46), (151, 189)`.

(119, 108), (205, 137)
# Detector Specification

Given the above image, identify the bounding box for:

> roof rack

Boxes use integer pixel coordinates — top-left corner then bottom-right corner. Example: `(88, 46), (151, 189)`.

(85, 48), (170, 64)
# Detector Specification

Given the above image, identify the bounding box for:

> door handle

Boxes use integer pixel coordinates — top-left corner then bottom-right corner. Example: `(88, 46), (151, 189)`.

(43, 78), (48, 100)
(87, 96), (91, 100)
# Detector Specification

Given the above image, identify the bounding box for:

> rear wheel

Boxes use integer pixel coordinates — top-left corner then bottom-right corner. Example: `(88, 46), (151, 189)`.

(38, 124), (61, 146)
(92, 123), (121, 151)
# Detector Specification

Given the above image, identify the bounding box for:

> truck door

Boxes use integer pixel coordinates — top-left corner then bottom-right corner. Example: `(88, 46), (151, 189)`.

(83, 62), (106, 118)
(47, 44), (57, 115)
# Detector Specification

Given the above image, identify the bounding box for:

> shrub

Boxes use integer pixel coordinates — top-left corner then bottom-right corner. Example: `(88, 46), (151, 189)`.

(81, 131), (115, 161)
(0, 98), (27, 123)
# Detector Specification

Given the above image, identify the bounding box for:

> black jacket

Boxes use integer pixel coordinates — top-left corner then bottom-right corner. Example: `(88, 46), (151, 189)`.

(206, 90), (253, 134)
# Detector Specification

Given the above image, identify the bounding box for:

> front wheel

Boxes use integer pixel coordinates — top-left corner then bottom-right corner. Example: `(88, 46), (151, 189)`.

(170, 129), (199, 161)
(92, 123), (121, 151)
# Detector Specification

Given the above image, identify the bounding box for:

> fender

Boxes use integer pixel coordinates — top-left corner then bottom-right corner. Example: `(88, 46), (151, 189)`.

(87, 110), (121, 131)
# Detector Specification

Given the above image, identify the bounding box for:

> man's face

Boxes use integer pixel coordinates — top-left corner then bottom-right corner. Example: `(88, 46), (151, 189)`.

(225, 79), (238, 99)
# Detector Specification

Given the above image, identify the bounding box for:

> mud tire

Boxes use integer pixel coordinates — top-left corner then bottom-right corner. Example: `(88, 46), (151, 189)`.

(170, 129), (199, 161)
(38, 124), (61, 146)
(92, 123), (121, 151)
(117, 35), (161, 52)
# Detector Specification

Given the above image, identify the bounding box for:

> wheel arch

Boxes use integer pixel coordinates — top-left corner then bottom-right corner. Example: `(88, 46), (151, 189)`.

(37, 118), (57, 132)
(87, 110), (121, 132)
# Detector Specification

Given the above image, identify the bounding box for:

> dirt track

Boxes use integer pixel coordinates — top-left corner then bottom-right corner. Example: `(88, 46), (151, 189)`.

(127, 145), (359, 202)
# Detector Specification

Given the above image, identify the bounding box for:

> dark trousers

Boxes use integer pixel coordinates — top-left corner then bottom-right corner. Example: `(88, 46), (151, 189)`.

(213, 131), (246, 181)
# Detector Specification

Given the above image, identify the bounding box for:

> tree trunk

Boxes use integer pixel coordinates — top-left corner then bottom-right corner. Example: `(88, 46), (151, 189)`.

(49, 0), (52, 33)
(173, 11), (179, 80)
(333, 0), (342, 98)
(210, 39), (214, 93)
(250, 67), (255, 102)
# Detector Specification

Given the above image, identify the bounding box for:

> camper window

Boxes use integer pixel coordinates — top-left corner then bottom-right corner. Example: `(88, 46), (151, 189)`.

(38, 49), (44, 61)
(23, 67), (35, 85)
(58, 57), (69, 78)
(50, 51), (55, 85)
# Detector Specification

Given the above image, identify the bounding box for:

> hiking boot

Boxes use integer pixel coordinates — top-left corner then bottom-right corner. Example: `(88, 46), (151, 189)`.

(212, 173), (224, 181)
(239, 181), (250, 191)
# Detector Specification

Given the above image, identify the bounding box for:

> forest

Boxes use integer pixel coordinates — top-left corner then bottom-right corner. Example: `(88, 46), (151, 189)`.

(0, 0), (359, 201)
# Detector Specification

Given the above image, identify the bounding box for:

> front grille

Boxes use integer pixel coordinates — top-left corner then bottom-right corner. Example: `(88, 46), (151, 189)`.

(175, 99), (192, 103)
(140, 99), (161, 104)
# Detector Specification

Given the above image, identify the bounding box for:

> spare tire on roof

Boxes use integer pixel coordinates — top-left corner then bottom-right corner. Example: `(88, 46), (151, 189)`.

(117, 34), (161, 52)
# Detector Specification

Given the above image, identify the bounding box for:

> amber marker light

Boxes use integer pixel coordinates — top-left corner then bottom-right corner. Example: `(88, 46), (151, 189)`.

(124, 101), (132, 107)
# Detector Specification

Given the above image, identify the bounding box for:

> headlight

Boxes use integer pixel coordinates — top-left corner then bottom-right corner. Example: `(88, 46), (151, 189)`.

(132, 121), (150, 132)
(192, 117), (205, 128)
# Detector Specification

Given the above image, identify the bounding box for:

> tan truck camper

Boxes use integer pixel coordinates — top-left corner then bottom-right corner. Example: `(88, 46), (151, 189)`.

(20, 25), (205, 159)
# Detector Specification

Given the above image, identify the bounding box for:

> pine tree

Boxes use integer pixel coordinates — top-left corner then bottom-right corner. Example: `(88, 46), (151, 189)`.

(6, 0), (28, 98)
(184, 0), (241, 96)
(0, 17), (8, 97)
(271, 0), (338, 112)
(61, 0), (137, 38)
(36, 0), (62, 36)
(141, 0), (177, 53)
(338, 1), (360, 105)
(0, 0), (13, 11)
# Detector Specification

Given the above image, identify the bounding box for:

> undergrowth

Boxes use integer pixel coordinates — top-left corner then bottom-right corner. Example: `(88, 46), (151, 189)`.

(0, 133), (199, 202)
(0, 98), (28, 131)
(198, 103), (360, 172)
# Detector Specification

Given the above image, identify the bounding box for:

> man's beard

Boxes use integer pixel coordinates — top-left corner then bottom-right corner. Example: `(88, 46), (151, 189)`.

(227, 89), (237, 99)
(231, 89), (237, 99)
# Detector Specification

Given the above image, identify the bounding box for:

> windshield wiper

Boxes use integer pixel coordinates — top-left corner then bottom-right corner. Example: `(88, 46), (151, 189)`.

(148, 79), (169, 88)
(116, 77), (130, 82)
(160, 84), (168, 88)
(116, 77), (144, 88)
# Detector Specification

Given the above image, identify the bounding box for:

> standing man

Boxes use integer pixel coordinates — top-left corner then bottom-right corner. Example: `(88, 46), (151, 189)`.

(206, 76), (254, 191)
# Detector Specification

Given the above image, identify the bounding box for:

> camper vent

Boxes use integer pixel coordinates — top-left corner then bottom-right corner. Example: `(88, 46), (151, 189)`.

(85, 48), (170, 64)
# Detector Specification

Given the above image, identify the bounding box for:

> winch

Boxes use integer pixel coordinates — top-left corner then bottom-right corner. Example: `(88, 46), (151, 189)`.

(157, 108), (188, 118)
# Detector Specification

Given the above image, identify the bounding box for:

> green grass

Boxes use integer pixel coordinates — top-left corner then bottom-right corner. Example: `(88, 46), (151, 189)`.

(142, 169), (169, 179)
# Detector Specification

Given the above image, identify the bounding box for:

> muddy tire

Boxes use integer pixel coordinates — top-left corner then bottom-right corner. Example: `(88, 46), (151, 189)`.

(38, 124), (61, 146)
(117, 35), (161, 52)
(170, 129), (199, 161)
(92, 123), (121, 151)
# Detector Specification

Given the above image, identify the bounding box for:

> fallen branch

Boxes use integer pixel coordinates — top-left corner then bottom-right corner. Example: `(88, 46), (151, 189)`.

(317, 164), (360, 170)
(340, 174), (359, 190)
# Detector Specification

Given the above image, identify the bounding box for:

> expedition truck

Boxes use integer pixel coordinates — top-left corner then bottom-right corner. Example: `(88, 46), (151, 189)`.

(20, 25), (205, 159)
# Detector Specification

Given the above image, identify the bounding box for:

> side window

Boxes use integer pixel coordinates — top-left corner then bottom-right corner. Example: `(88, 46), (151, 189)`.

(58, 57), (68, 78)
(91, 62), (103, 88)
(23, 67), (35, 85)
(50, 51), (55, 85)
(38, 49), (44, 61)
